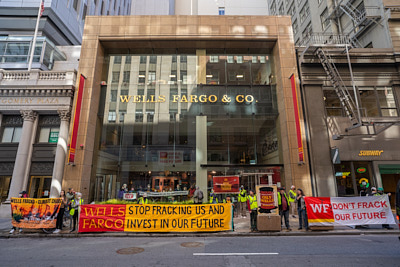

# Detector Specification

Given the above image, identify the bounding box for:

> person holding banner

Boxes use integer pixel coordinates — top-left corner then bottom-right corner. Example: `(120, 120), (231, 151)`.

(278, 187), (291, 231)
(373, 187), (393, 229)
(296, 189), (309, 231)
(9, 191), (27, 234)
(69, 192), (83, 232)
(289, 185), (297, 218)
(54, 190), (67, 234)
(238, 185), (247, 218)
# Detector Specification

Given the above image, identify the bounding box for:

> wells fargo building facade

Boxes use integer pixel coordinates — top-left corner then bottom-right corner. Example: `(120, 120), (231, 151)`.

(63, 16), (311, 202)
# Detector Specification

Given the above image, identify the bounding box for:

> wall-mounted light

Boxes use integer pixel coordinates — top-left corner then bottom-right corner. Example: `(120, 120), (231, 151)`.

(206, 75), (213, 78)
(236, 74), (244, 78)
(80, 144), (84, 149)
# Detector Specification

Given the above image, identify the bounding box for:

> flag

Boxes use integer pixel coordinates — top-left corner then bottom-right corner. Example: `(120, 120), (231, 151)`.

(40, 0), (45, 17)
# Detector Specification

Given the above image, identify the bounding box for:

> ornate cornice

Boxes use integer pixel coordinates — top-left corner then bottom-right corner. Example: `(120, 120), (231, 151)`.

(20, 110), (38, 122)
(58, 109), (71, 121)
(0, 88), (74, 98)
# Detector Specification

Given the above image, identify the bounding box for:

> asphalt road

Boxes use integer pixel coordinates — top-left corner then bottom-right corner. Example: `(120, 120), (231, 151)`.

(1, 235), (399, 267)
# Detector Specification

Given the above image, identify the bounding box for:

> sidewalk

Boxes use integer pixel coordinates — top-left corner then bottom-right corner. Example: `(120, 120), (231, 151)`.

(1, 211), (399, 238)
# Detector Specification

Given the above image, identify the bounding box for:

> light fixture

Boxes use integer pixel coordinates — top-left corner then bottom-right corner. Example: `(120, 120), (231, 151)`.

(169, 74), (176, 78)
(236, 74), (244, 78)
(138, 75), (146, 78)
(206, 75), (213, 78)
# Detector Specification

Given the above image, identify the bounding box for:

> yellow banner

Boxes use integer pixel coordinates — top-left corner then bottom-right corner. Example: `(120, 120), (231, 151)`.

(124, 204), (233, 232)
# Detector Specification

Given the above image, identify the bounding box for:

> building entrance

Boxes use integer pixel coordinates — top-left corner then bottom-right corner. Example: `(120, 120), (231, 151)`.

(379, 164), (400, 209)
(28, 176), (52, 198)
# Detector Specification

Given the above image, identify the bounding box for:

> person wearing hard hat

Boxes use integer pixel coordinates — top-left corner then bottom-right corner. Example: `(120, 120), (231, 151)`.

(138, 193), (148, 204)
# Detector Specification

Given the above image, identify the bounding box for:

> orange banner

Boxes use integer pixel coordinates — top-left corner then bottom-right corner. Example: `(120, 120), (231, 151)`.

(11, 198), (62, 229)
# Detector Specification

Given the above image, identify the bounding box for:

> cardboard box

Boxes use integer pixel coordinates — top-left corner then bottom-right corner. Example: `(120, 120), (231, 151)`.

(257, 214), (281, 232)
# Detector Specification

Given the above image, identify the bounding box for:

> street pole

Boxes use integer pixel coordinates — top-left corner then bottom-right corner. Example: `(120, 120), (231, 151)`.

(28, 0), (44, 71)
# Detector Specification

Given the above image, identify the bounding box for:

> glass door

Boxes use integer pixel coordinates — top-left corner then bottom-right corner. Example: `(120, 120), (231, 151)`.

(28, 176), (52, 198)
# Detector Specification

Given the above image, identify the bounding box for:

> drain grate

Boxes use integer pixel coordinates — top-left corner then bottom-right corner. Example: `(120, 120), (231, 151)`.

(116, 247), (145, 255)
(181, 242), (204, 248)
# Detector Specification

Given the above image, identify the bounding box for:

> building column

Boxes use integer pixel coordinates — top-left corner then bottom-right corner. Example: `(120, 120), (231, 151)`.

(7, 110), (38, 201)
(50, 109), (71, 198)
(196, 115), (208, 203)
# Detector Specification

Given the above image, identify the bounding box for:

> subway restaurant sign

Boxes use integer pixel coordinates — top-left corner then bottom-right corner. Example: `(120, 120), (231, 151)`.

(79, 204), (233, 233)
(120, 94), (256, 103)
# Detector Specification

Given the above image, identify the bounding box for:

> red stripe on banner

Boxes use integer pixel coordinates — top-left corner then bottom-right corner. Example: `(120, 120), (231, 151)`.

(79, 205), (126, 232)
(304, 197), (334, 225)
(68, 74), (85, 164)
(290, 74), (304, 162)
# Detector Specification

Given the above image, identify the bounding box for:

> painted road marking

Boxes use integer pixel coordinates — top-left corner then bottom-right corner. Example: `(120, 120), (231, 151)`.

(193, 253), (279, 256)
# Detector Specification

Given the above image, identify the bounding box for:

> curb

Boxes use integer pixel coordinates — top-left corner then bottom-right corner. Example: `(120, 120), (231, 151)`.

(1, 230), (399, 239)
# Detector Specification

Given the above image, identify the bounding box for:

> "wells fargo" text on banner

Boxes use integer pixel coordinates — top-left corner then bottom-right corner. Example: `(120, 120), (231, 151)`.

(305, 195), (396, 226)
(79, 203), (233, 233)
(11, 198), (62, 229)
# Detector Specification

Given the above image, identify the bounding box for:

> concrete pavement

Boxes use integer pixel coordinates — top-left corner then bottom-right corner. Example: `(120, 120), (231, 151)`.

(1, 211), (399, 238)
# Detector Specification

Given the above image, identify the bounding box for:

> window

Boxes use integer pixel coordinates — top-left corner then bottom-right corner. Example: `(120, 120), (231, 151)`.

(125, 56), (131, 64)
(293, 19), (298, 35)
(180, 70), (187, 84)
(180, 55), (187, 63)
(172, 55), (177, 63)
(236, 56), (243, 64)
(320, 8), (330, 31)
(270, 1), (276, 15)
(108, 111), (116, 122)
(140, 56), (147, 64)
(170, 70), (177, 82)
(147, 113), (154, 123)
(82, 4), (87, 21)
(73, 0), (78, 11)
(138, 71), (146, 84)
(376, 87), (398, 117)
(1, 127), (22, 143)
(227, 56), (234, 63)
(302, 22), (312, 39)
(148, 71), (156, 83)
(209, 56), (219, 63)
(123, 71), (130, 83)
(114, 56), (122, 64)
(324, 89), (344, 116)
(252, 56), (258, 63)
(300, 2), (310, 23)
(38, 127), (59, 143)
(112, 71), (119, 83)
(110, 90), (117, 102)
(101, 1), (105, 15)
(149, 55), (157, 64)
(135, 112), (143, 122)
(218, 7), (225, 15)
(279, 4), (284, 15)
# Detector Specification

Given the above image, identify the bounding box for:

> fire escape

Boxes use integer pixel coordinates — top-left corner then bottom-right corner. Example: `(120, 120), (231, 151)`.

(300, 0), (399, 139)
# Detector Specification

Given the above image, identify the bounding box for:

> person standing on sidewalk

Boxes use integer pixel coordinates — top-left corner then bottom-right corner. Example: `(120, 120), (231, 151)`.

(248, 190), (258, 232)
(289, 185), (297, 218)
(69, 192), (83, 232)
(238, 185), (247, 218)
(54, 190), (67, 234)
(9, 191), (27, 234)
(278, 187), (291, 231)
(296, 188), (309, 231)
(193, 186), (204, 204)
(372, 187), (393, 229)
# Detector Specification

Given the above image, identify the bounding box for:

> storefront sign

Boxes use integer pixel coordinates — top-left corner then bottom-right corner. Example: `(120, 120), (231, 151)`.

(11, 198), (62, 229)
(158, 151), (183, 164)
(68, 74), (86, 164)
(358, 150), (384, 156)
(290, 74), (304, 163)
(48, 131), (59, 143)
(78, 204), (233, 233)
(120, 94), (256, 104)
(123, 193), (137, 200)
(357, 167), (367, 173)
(213, 176), (240, 193)
(305, 196), (395, 226)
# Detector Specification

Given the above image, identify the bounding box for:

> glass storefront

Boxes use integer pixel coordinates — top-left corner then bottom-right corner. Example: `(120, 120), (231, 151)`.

(92, 50), (282, 201)
(335, 161), (376, 196)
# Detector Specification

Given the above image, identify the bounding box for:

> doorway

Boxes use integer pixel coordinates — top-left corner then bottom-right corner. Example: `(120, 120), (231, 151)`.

(379, 164), (400, 209)
(28, 176), (52, 198)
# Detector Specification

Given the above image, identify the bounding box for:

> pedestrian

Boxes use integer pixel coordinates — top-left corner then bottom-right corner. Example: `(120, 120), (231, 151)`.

(54, 190), (67, 234)
(238, 185), (248, 218)
(138, 193), (148, 204)
(193, 186), (204, 204)
(248, 190), (258, 232)
(69, 192), (83, 232)
(296, 188), (309, 231)
(289, 185), (297, 218)
(373, 187), (393, 229)
(9, 191), (27, 234)
(66, 188), (75, 229)
(209, 189), (218, 204)
(278, 187), (291, 231)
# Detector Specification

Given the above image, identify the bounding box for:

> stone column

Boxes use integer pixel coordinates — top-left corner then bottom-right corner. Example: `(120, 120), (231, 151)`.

(7, 110), (38, 201)
(50, 109), (71, 198)
(196, 115), (208, 203)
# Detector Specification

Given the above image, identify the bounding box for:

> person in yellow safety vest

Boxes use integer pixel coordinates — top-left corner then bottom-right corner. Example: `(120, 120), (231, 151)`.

(223, 196), (232, 203)
(69, 192), (83, 232)
(209, 189), (218, 204)
(277, 187), (291, 231)
(238, 185), (247, 218)
(138, 193), (149, 204)
(248, 191), (258, 232)
(289, 185), (297, 218)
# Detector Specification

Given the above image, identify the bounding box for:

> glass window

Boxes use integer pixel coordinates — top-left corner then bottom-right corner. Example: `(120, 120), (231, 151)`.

(148, 71), (156, 83)
(1, 127), (22, 143)
(108, 111), (116, 122)
(218, 7), (225, 15)
(38, 127), (59, 143)
(335, 162), (354, 196)
(359, 87), (379, 117)
(111, 90), (117, 102)
(227, 56), (234, 63)
(73, 0), (78, 11)
(125, 56), (131, 64)
(140, 56), (147, 64)
(209, 56), (219, 63)
(123, 71), (130, 83)
(324, 89), (343, 116)
(114, 56), (122, 64)
(292, 20), (298, 35)
(135, 112), (143, 122)
(180, 55), (187, 63)
(149, 56), (157, 64)
(236, 56), (243, 64)
(112, 72), (119, 83)
(320, 8), (330, 31)
(377, 87), (398, 117)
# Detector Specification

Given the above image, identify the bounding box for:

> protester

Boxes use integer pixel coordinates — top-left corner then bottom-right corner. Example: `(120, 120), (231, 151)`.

(9, 191), (27, 234)
(248, 190), (258, 232)
(176, 184), (181, 191)
(128, 187), (135, 193)
(193, 186), (204, 204)
(70, 192), (83, 232)
(296, 188), (309, 231)
(189, 185), (196, 197)
(238, 185), (248, 218)
(138, 193), (148, 204)
(209, 189), (218, 204)
(278, 187), (291, 231)
(373, 187), (393, 229)
(54, 190), (68, 234)
(289, 185), (297, 218)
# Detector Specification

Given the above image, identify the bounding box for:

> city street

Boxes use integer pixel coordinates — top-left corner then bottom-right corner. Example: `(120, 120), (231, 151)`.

(0, 235), (399, 266)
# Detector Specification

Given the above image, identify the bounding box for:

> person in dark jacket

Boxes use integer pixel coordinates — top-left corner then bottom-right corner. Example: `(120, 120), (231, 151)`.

(277, 187), (291, 231)
(296, 188), (309, 230)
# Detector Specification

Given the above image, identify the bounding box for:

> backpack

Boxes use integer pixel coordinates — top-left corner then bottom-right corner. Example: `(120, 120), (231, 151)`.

(198, 190), (204, 200)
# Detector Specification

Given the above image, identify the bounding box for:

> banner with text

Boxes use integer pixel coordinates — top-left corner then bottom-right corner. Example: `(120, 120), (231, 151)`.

(11, 198), (62, 229)
(79, 203), (233, 233)
(213, 176), (240, 194)
(305, 196), (396, 226)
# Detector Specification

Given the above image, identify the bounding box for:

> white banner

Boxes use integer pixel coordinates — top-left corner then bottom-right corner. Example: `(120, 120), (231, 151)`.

(330, 195), (396, 225)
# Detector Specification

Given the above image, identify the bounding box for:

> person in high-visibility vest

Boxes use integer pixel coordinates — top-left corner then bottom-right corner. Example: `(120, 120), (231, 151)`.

(289, 185), (297, 218)
(138, 193), (149, 204)
(209, 189), (218, 204)
(69, 192), (83, 232)
(372, 187), (393, 229)
(248, 191), (258, 232)
(277, 187), (291, 231)
(238, 185), (247, 218)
